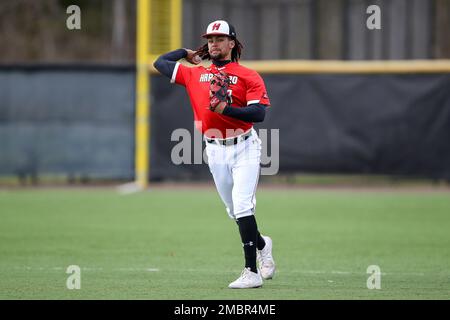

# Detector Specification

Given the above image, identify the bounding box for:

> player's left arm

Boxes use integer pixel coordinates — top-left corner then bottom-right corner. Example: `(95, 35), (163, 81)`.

(221, 103), (267, 122)
(220, 70), (271, 122)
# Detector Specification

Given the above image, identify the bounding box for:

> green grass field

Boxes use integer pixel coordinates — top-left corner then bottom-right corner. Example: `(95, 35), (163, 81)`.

(0, 186), (449, 299)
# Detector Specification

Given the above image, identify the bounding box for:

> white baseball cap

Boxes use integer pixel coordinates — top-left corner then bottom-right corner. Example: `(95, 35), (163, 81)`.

(202, 20), (237, 38)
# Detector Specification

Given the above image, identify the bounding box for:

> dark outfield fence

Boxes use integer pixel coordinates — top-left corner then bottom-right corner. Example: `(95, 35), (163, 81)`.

(0, 66), (135, 181)
(1, 66), (450, 182)
(152, 72), (450, 181)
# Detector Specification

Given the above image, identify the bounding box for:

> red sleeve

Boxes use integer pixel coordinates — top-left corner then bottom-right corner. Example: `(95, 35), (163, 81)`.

(245, 71), (271, 106)
(171, 62), (191, 86)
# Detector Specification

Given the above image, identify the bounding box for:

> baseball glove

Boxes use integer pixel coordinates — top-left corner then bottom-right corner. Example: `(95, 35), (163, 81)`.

(209, 71), (230, 114)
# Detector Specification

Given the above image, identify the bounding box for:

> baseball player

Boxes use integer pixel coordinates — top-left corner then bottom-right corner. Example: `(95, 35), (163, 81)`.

(153, 20), (275, 289)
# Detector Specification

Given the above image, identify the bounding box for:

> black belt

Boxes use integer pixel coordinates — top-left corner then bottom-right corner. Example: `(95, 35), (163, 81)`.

(206, 130), (252, 146)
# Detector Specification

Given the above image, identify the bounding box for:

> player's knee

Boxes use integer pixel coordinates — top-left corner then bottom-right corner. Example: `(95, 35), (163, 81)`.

(234, 210), (254, 220)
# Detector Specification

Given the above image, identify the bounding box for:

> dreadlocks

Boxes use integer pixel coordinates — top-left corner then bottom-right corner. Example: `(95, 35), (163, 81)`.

(195, 37), (243, 62)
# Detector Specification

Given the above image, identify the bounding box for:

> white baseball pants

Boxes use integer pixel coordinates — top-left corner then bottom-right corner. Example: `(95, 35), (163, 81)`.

(205, 128), (262, 220)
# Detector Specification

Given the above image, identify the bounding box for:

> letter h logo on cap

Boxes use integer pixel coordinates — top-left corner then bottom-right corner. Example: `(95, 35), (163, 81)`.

(202, 20), (233, 38)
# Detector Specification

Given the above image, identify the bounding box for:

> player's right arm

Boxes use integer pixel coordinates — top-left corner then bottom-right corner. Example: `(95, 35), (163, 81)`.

(153, 49), (201, 79)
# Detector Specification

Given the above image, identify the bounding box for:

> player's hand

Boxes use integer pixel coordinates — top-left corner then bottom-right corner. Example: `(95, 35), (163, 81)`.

(209, 99), (228, 114)
(185, 49), (202, 65)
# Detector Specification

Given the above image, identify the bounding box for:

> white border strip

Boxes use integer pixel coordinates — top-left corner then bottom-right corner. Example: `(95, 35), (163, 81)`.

(170, 62), (181, 84)
(247, 100), (260, 105)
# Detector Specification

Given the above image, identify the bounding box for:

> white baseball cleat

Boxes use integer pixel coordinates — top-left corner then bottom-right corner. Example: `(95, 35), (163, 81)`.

(228, 268), (263, 289)
(257, 235), (276, 280)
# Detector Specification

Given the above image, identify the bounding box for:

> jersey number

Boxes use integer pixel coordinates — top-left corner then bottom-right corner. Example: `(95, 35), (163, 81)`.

(227, 90), (233, 104)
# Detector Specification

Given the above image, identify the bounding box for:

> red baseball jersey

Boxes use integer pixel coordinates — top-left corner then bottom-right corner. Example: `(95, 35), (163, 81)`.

(171, 61), (270, 138)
